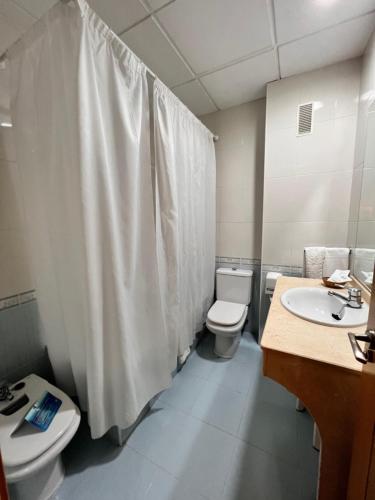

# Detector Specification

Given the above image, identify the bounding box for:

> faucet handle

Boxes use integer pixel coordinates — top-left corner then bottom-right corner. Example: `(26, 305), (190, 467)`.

(347, 287), (363, 305)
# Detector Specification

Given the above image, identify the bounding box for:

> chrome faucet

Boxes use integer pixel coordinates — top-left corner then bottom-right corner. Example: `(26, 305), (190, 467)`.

(328, 288), (363, 320)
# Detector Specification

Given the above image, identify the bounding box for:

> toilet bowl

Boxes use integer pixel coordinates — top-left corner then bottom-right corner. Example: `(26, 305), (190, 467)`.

(206, 300), (248, 358)
(0, 374), (81, 500)
(206, 268), (253, 359)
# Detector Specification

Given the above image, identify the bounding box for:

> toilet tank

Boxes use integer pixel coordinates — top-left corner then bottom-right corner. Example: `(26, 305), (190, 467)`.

(216, 268), (253, 305)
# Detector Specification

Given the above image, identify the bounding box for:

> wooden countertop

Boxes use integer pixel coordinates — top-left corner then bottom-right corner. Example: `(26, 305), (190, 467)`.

(261, 276), (369, 373)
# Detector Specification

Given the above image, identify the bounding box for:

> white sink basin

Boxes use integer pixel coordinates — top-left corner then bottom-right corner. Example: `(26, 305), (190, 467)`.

(280, 287), (369, 327)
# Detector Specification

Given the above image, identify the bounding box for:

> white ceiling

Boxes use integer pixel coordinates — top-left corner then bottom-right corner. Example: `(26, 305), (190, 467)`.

(1, 0), (375, 117)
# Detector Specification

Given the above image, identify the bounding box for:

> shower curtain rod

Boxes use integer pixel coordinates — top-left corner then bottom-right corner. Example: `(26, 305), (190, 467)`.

(0, 0), (219, 143)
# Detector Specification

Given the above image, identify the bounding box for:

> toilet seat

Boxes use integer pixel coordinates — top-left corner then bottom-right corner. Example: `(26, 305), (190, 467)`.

(207, 300), (246, 326)
(5, 411), (80, 483)
(206, 305), (248, 336)
(0, 374), (80, 478)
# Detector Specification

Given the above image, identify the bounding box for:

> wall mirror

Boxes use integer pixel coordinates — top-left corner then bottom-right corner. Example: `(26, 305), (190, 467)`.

(350, 99), (375, 290)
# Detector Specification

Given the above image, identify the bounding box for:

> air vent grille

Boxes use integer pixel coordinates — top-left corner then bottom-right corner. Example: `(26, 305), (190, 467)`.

(297, 102), (313, 135)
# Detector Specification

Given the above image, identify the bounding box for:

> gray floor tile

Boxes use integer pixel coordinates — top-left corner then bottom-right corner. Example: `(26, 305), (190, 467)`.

(55, 332), (318, 500)
(127, 401), (199, 474)
(221, 440), (301, 500)
(296, 410), (320, 475)
(58, 445), (202, 500)
(180, 350), (216, 379)
(258, 376), (297, 410)
(144, 468), (209, 500)
(128, 401), (237, 499)
(158, 371), (207, 413)
(208, 357), (260, 395)
(232, 331), (262, 365)
(173, 418), (237, 499)
(237, 399), (299, 466)
(191, 379), (247, 434)
(299, 467), (319, 500)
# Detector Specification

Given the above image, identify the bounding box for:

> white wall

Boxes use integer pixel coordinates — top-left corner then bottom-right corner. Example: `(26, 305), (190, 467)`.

(262, 58), (361, 268)
(0, 64), (33, 299)
(201, 98), (266, 261)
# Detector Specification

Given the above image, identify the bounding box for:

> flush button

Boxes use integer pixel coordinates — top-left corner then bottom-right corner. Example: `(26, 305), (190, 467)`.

(11, 382), (26, 391)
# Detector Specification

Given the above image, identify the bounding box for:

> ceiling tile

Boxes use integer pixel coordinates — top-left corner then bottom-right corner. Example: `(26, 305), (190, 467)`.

(279, 13), (375, 78)
(0, 0), (35, 27)
(156, 0), (273, 74)
(121, 17), (193, 87)
(143, 0), (173, 10)
(0, 15), (21, 54)
(172, 80), (217, 116)
(0, 1), (35, 54)
(274, 0), (375, 44)
(88, 0), (148, 34)
(201, 51), (279, 110)
(11, 0), (57, 19)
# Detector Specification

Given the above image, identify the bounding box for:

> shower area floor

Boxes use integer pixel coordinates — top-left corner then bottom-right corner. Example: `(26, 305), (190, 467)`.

(55, 332), (319, 500)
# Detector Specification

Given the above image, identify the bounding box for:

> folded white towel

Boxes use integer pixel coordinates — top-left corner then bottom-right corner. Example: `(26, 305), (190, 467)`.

(322, 247), (350, 277)
(304, 247), (325, 278)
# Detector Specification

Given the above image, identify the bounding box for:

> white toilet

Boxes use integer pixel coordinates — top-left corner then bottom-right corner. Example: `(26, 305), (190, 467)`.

(206, 267), (253, 358)
(0, 374), (81, 500)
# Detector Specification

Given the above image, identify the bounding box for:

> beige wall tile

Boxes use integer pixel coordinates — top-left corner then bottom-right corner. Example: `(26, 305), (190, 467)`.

(262, 222), (293, 266)
(0, 161), (25, 230)
(359, 168), (375, 221)
(357, 221), (375, 248)
(0, 61), (33, 298)
(217, 222), (260, 259)
(217, 186), (255, 223)
(0, 229), (33, 297)
(216, 222), (221, 255)
(348, 167), (364, 222)
(263, 59), (361, 267)
(347, 221), (358, 248)
(264, 126), (296, 178)
(0, 127), (16, 162)
(364, 111), (375, 169)
(202, 98), (266, 259)
(291, 222), (349, 266)
(263, 170), (353, 224)
(215, 143), (257, 188)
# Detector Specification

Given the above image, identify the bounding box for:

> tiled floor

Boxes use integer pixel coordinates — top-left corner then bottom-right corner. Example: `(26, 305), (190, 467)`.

(55, 332), (319, 500)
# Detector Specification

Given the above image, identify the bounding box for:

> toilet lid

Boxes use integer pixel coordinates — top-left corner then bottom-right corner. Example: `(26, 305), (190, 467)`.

(0, 374), (79, 468)
(207, 300), (246, 326)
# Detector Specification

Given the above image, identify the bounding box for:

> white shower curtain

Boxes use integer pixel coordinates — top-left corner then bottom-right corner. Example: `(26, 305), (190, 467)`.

(9, 1), (172, 438)
(154, 80), (216, 360)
